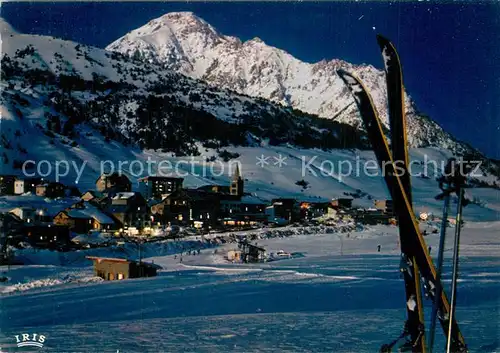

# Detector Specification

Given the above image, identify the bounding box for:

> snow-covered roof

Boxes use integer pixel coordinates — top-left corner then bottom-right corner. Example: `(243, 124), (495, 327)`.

(112, 192), (136, 200)
(65, 204), (115, 224)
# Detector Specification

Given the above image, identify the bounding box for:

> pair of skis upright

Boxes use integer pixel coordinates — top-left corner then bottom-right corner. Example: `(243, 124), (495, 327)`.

(337, 35), (467, 353)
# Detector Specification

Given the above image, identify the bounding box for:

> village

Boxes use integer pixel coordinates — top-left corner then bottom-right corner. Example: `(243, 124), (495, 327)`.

(0, 168), (421, 282)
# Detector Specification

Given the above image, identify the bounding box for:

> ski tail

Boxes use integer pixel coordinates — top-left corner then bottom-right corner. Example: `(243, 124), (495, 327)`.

(337, 69), (467, 353)
(377, 34), (426, 353)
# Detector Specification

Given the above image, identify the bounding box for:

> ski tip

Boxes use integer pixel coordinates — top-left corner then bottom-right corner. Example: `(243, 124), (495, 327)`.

(336, 69), (357, 86)
(336, 68), (349, 81)
(336, 68), (349, 77)
(376, 34), (390, 48)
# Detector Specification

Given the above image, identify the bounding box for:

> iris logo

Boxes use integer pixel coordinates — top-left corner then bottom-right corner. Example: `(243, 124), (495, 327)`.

(14, 333), (46, 349)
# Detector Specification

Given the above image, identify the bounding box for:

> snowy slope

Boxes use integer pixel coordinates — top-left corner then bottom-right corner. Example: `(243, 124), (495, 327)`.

(107, 12), (469, 151)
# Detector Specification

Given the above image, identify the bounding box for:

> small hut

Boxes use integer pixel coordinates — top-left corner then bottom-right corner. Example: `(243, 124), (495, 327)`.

(86, 256), (160, 280)
(239, 240), (266, 263)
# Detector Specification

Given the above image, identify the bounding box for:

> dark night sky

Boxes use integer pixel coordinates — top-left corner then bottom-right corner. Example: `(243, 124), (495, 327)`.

(2, 1), (499, 158)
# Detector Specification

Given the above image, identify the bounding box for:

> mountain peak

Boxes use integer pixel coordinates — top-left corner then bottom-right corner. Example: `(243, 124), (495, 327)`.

(125, 11), (219, 39)
(248, 37), (265, 44)
(159, 11), (203, 22)
(106, 11), (226, 75)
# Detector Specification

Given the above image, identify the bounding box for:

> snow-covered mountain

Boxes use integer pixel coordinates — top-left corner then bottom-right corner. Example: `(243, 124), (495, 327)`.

(1, 17), (367, 158)
(106, 12), (465, 151)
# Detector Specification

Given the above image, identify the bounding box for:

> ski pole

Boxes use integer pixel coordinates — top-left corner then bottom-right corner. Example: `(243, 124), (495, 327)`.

(428, 190), (450, 353)
(446, 187), (465, 353)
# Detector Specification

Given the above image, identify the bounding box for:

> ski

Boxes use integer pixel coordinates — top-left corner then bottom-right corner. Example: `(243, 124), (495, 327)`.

(337, 69), (467, 353)
(377, 35), (426, 353)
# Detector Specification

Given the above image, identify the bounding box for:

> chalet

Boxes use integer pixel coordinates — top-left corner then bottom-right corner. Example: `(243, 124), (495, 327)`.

(96, 172), (131, 194)
(14, 177), (43, 194)
(161, 189), (218, 227)
(86, 256), (160, 280)
(374, 199), (394, 216)
(54, 202), (116, 233)
(36, 182), (66, 198)
(138, 176), (183, 199)
(24, 224), (70, 249)
(0, 175), (17, 195)
(53, 210), (92, 234)
(106, 192), (149, 229)
(331, 197), (353, 210)
(9, 207), (36, 224)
